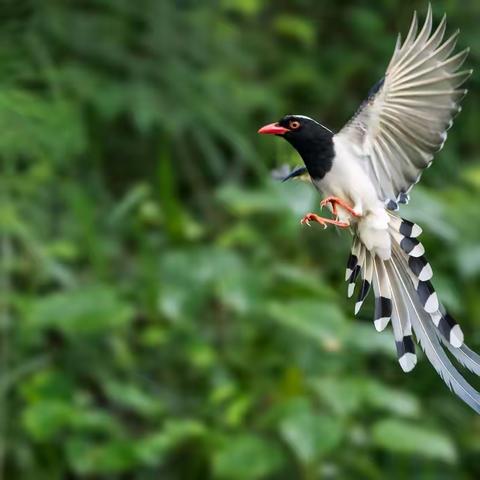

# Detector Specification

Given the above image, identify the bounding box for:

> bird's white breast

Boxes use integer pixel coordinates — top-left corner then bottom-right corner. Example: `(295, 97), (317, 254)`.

(317, 135), (379, 210)
(314, 135), (392, 259)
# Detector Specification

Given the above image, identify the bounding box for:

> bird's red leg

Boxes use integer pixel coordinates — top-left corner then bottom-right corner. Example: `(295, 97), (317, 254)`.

(300, 213), (350, 229)
(320, 196), (361, 217)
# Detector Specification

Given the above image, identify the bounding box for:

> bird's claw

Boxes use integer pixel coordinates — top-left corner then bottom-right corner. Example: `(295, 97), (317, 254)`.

(301, 213), (325, 228)
(300, 217), (311, 227)
(300, 213), (348, 229)
(320, 196), (360, 218)
(320, 197), (334, 210)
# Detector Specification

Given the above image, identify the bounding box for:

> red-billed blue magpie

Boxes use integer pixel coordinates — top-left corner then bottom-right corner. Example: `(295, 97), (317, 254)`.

(259, 6), (480, 413)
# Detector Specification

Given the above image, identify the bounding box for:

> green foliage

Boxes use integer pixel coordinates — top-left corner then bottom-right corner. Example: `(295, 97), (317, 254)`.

(2, 0), (480, 479)
(213, 434), (284, 480)
(278, 400), (343, 464)
(372, 419), (457, 464)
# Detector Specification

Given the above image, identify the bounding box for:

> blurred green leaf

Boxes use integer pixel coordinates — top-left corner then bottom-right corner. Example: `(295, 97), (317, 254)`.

(26, 285), (133, 335)
(67, 438), (138, 475)
(221, 0), (263, 16)
(346, 323), (396, 357)
(0, 89), (85, 161)
(362, 381), (420, 418)
(456, 245), (480, 278)
(273, 15), (316, 46)
(372, 419), (457, 463)
(22, 400), (75, 441)
(267, 299), (347, 351)
(136, 419), (206, 465)
(279, 401), (343, 464)
(312, 376), (420, 418)
(104, 380), (164, 417)
(217, 182), (315, 218)
(213, 434), (284, 480)
(311, 377), (364, 416)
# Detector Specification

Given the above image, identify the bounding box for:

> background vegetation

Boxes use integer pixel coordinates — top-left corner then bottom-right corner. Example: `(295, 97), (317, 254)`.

(1, 0), (480, 478)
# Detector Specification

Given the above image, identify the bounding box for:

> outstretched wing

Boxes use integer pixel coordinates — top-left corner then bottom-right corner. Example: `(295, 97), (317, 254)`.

(336, 5), (472, 210)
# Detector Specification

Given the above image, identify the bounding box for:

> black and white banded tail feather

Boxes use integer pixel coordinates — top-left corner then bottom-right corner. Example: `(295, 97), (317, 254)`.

(347, 215), (480, 413)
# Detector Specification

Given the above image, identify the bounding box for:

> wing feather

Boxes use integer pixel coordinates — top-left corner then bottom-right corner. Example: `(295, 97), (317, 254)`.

(337, 6), (471, 207)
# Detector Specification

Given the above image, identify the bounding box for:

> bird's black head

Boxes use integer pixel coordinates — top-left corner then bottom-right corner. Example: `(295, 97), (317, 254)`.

(258, 115), (334, 180)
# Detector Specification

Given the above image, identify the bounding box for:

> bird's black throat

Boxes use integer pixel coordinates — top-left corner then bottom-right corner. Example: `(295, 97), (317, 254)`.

(284, 127), (334, 180)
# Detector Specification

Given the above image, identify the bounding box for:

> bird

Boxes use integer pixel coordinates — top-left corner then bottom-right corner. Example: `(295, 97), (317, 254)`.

(258, 6), (480, 414)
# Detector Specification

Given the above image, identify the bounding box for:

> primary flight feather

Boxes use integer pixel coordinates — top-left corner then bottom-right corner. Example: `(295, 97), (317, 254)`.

(258, 5), (480, 413)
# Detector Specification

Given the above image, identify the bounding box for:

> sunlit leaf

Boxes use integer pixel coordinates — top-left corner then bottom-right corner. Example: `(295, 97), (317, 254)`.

(22, 400), (75, 441)
(273, 15), (316, 46)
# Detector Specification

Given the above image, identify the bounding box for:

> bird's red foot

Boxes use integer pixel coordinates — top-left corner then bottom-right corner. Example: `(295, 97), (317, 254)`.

(300, 213), (350, 229)
(320, 196), (361, 217)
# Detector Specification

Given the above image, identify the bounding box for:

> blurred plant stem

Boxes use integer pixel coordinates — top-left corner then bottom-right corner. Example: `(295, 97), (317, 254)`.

(157, 135), (185, 240)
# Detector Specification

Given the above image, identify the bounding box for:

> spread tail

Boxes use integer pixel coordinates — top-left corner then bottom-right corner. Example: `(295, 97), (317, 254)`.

(347, 214), (480, 413)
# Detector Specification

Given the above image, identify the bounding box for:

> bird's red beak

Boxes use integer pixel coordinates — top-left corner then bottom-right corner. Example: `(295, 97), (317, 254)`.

(258, 122), (290, 135)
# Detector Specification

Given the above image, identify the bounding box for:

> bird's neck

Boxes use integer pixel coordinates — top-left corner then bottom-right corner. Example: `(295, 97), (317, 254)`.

(289, 134), (335, 180)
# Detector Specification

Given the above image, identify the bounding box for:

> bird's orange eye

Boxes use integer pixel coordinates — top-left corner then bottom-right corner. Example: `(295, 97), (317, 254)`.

(289, 120), (300, 130)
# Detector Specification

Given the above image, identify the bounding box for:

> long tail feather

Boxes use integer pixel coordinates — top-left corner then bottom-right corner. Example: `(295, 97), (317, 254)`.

(372, 258), (392, 331)
(347, 240), (364, 298)
(345, 236), (360, 281)
(385, 258), (417, 372)
(390, 248), (480, 413)
(347, 213), (480, 413)
(355, 252), (373, 315)
(440, 335), (480, 376)
(389, 215), (464, 346)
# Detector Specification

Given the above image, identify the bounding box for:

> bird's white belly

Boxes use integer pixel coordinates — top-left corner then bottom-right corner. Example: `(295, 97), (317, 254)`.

(314, 136), (392, 259)
(316, 138), (379, 214)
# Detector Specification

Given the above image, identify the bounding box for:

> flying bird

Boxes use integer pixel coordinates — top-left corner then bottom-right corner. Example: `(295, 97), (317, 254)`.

(258, 6), (480, 413)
